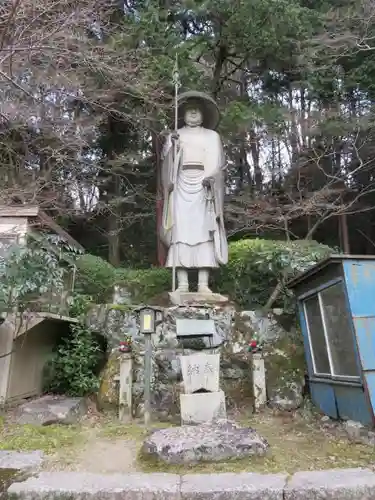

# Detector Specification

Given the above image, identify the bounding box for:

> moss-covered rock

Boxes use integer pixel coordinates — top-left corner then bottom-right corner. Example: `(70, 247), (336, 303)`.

(97, 350), (121, 412)
(264, 333), (306, 411)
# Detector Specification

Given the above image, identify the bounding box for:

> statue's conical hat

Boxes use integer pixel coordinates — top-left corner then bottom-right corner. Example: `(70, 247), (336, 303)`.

(177, 90), (220, 130)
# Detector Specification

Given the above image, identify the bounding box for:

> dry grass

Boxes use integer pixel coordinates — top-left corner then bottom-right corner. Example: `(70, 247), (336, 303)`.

(99, 420), (173, 440)
(2, 410), (375, 475)
(0, 415), (85, 454)
(139, 410), (375, 474)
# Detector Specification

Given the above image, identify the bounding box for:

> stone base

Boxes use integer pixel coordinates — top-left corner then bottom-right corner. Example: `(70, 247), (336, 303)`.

(142, 419), (269, 464)
(180, 390), (226, 425)
(169, 291), (229, 306)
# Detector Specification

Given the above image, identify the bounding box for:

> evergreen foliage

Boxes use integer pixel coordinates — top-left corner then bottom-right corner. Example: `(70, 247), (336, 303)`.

(75, 239), (332, 308)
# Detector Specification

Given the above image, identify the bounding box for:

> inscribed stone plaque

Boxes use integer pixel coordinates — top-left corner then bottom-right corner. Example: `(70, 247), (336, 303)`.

(179, 353), (220, 393)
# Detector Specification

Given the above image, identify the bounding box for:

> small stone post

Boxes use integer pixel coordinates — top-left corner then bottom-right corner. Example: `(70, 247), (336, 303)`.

(119, 353), (132, 422)
(252, 352), (267, 411)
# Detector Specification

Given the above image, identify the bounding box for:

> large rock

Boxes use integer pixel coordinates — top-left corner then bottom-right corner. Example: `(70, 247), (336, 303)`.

(264, 336), (306, 411)
(344, 420), (375, 446)
(88, 303), (235, 351)
(87, 305), (138, 348)
(97, 349), (121, 412)
(13, 395), (87, 426)
(239, 309), (294, 344)
(268, 381), (304, 411)
(92, 303), (304, 418)
(142, 420), (269, 464)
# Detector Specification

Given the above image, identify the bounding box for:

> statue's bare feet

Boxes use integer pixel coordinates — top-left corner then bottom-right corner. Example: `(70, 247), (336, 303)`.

(175, 286), (189, 293)
(198, 285), (213, 294)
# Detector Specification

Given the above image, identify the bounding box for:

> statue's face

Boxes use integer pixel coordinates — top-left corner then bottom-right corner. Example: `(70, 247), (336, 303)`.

(184, 106), (203, 127)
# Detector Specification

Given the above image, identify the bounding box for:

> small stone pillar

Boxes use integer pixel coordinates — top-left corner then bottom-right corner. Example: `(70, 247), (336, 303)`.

(119, 353), (132, 422)
(252, 352), (266, 411)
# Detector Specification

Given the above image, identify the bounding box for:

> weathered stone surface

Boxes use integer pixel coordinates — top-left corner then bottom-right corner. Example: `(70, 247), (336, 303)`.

(240, 310), (289, 344)
(13, 395), (87, 426)
(97, 349), (121, 412)
(92, 303), (302, 417)
(264, 336), (305, 411)
(155, 349), (181, 381)
(134, 303), (236, 417)
(181, 472), (287, 500)
(142, 420), (269, 464)
(0, 451), (44, 472)
(344, 420), (375, 446)
(180, 391), (226, 425)
(164, 304), (234, 350)
(89, 303), (235, 351)
(268, 381), (304, 411)
(7, 471), (180, 500)
(239, 310), (305, 411)
(285, 468), (375, 500)
(6, 468), (375, 500)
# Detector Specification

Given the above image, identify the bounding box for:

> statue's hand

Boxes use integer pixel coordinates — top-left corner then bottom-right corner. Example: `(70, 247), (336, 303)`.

(168, 183), (174, 193)
(202, 176), (214, 188)
(171, 131), (179, 142)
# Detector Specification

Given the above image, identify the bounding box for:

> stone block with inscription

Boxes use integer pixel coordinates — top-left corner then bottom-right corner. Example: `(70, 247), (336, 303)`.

(179, 353), (220, 394)
(179, 350), (227, 424)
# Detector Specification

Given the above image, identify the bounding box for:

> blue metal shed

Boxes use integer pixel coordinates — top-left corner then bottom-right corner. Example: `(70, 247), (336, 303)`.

(288, 255), (375, 426)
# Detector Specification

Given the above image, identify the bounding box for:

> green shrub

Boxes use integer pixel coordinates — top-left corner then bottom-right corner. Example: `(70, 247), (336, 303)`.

(115, 267), (171, 303)
(43, 323), (103, 397)
(73, 239), (332, 309)
(75, 254), (116, 302)
(214, 238), (332, 310)
(68, 292), (94, 319)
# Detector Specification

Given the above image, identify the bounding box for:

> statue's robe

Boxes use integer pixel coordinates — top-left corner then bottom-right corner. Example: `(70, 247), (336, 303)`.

(160, 125), (228, 269)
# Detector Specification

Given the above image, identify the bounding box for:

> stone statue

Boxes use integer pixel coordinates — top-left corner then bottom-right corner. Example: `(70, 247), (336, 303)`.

(160, 91), (228, 295)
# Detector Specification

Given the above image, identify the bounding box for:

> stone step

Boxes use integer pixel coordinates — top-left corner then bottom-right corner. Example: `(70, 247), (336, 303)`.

(6, 469), (375, 500)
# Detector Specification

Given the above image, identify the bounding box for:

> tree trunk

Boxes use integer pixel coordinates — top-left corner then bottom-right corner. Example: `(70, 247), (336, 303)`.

(107, 172), (121, 267)
(153, 131), (167, 266)
(340, 213), (350, 254)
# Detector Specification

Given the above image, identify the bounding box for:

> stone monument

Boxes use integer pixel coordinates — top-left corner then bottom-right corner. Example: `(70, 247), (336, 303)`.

(140, 88), (269, 464)
(160, 90), (229, 305)
(179, 352), (226, 425)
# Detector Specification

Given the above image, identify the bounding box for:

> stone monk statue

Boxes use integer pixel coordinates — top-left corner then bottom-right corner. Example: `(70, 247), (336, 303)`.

(160, 91), (228, 295)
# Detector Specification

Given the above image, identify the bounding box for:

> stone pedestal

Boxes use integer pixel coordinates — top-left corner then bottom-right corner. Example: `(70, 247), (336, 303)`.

(180, 390), (226, 425)
(169, 291), (229, 306)
(179, 350), (227, 424)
